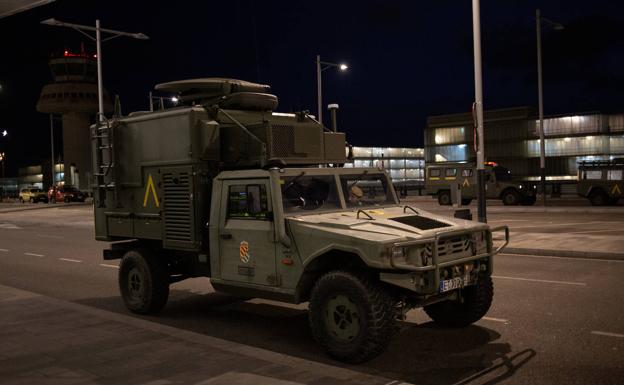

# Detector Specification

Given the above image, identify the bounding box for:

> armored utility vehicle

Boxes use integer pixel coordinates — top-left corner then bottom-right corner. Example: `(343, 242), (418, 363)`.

(92, 78), (509, 363)
(577, 159), (623, 205)
(425, 162), (537, 206)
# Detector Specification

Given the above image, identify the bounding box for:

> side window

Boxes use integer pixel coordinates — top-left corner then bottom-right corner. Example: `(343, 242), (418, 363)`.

(585, 170), (602, 180)
(445, 168), (457, 177)
(608, 170), (623, 180)
(227, 184), (270, 220)
(461, 169), (473, 177)
(429, 169), (441, 178)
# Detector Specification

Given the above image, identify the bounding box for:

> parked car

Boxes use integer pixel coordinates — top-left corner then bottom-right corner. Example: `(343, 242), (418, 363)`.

(19, 188), (48, 203)
(48, 185), (86, 203)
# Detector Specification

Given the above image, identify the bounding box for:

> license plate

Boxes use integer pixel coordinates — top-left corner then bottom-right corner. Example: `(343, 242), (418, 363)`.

(439, 275), (472, 293)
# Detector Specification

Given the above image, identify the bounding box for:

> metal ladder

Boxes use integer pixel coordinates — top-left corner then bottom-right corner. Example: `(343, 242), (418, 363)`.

(92, 119), (118, 208)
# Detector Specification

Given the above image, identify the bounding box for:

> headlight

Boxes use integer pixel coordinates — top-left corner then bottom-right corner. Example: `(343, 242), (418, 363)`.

(518, 185), (523, 189)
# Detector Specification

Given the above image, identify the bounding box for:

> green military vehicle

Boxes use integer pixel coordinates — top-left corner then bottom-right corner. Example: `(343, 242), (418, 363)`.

(425, 162), (537, 206)
(92, 78), (509, 363)
(577, 159), (623, 205)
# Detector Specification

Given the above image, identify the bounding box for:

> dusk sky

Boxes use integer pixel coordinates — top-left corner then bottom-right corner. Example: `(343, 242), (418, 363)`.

(1, 0), (623, 175)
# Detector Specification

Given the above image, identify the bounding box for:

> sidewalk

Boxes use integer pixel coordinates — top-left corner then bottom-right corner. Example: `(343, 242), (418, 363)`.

(0, 201), (92, 214)
(0, 285), (400, 385)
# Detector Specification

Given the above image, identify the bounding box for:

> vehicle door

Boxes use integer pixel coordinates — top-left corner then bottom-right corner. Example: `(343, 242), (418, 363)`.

(218, 179), (277, 286)
(486, 171), (500, 198)
(459, 168), (476, 198)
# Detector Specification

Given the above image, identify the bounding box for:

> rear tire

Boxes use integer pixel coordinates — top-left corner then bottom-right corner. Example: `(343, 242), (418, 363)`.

(119, 250), (170, 315)
(309, 271), (398, 363)
(424, 275), (493, 328)
(589, 190), (608, 206)
(461, 198), (473, 205)
(438, 190), (452, 206)
(502, 189), (521, 206)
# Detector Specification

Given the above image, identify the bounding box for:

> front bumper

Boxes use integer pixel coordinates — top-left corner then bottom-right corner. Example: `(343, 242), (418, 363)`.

(381, 226), (509, 294)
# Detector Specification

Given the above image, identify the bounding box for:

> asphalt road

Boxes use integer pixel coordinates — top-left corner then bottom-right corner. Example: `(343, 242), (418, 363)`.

(1, 205), (623, 384)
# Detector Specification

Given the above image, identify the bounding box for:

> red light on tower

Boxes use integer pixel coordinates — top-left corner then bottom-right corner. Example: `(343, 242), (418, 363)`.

(64, 50), (69, 56)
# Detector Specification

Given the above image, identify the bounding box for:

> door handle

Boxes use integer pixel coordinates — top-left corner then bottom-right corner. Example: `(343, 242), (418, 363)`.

(220, 233), (232, 240)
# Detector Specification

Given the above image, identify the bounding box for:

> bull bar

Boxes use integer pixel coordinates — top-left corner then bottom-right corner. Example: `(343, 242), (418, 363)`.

(389, 225), (510, 291)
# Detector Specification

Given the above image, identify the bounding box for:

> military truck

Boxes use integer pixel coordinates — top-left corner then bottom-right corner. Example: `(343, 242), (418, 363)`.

(577, 159), (623, 205)
(425, 162), (537, 206)
(92, 78), (509, 363)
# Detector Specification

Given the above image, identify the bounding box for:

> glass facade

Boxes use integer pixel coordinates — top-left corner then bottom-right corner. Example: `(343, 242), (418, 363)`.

(345, 146), (425, 186)
(425, 108), (624, 181)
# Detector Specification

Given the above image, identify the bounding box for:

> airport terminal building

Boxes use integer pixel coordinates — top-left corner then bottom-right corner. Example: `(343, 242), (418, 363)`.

(425, 107), (624, 185)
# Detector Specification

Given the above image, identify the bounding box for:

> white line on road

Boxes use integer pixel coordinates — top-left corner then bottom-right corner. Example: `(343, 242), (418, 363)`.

(482, 316), (509, 323)
(0, 248), (8, 252)
(492, 275), (586, 286)
(24, 252), (44, 257)
(591, 331), (624, 338)
(509, 221), (621, 230)
(100, 263), (119, 269)
(501, 253), (624, 263)
(36, 234), (65, 239)
(568, 228), (624, 235)
(59, 258), (82, 263)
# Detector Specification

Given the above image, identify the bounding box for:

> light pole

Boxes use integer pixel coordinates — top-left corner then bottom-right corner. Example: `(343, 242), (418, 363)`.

(472, 0), (487, 223)
(0, 152), (5, 179)
(41, 18), (149, 123)
(316, 55), (348, 127)
(536, 9), (564, 206)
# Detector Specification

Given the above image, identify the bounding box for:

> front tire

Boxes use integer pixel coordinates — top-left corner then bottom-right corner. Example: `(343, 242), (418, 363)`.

(424, 275), (493, 328)
(309, 271), (398, 363)
(119, 250), (170, 315)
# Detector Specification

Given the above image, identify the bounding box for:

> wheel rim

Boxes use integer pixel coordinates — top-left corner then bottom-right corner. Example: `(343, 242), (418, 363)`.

(504, 193), (516, 204)
(440, 194), (450, 205)
(324, 294), (361, 341)
(128, 267), (144, 300)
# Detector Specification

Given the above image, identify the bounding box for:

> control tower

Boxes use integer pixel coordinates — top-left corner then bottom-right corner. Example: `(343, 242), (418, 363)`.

(36, 49), (112, 190)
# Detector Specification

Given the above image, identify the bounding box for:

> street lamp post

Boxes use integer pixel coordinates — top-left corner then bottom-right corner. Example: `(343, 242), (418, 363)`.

(536, 9), (564, 206)
(40, 18), (149, 123)
(472, 0), (487, 223)
(316, 55), (348, 127)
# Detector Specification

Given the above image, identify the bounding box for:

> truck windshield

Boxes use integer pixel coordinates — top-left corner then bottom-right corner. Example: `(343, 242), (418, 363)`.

(281, 175), (341, 214)
(339, 173), (396, 208)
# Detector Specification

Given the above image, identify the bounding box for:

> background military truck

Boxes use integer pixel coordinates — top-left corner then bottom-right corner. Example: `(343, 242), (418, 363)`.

(577, 159), (623, 205)
(92, 78), (508, 363)
(425, 162), (537, 206)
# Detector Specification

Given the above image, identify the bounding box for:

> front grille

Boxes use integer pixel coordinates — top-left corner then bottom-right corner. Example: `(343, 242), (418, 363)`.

(437, 236), (471, 257)
(163, 172), (192, 242)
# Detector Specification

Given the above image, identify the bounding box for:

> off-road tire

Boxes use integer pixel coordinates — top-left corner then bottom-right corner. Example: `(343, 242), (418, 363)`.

(502, 189), (521, 206)
(438, 190), (452, 206)
(424, 275), (493, 328)
(589, 190), (608, 206)
(64, 197), (70, 203)
(461, 198), (473, 206)
(520, 196), (536, 206)
(309, 271), (398, 363)
(119, 250), (170, 315)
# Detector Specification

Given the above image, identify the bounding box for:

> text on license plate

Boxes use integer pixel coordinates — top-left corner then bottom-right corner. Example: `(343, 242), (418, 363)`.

(439, 275), (472, 293)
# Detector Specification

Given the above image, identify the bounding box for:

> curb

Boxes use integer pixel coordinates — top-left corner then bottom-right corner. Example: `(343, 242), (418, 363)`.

(503, 247), (624, 261)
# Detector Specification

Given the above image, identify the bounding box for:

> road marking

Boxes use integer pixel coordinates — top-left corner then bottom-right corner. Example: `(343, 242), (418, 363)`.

(0, 223), (21, 229)
(59, 258), (82, 263)
(568, 228), (624, 235)
(24, 252), (44, 257)
(100, 263), (119, 269)
(36, 234), (64, 239)
(482, 316), (509, 323)
(0, 248), (8, 252)
(501, 253), (624, 263)
(591, 331), (624, 339)
(492, 275), (586, 286)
